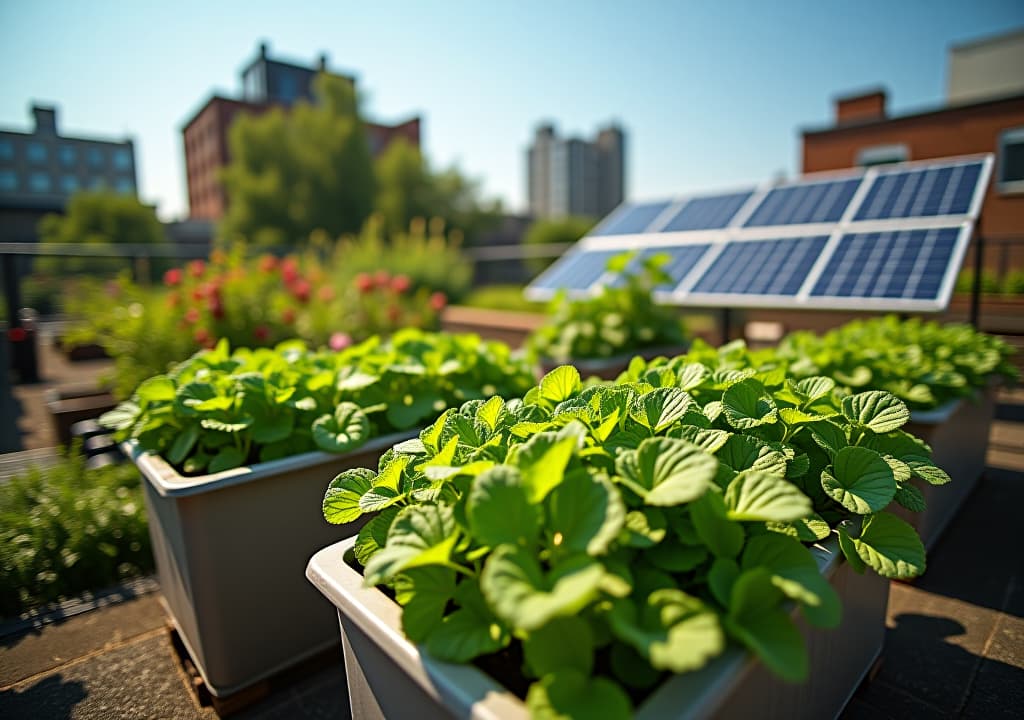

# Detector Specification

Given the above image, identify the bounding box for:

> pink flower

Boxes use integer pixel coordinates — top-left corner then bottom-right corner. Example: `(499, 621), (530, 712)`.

(354, 273), (374, 294)
(281, 257), (300, 284)
(259, 255), (278, 273)
(329, 332), (352, 351)
(291, 280), (311, 304)
(184, 308), (200, 324)
(429, 292), (448, 312)
(164, 268), (183, 287)
(390, 274), (411, 294)
(188, 260), (206, 278)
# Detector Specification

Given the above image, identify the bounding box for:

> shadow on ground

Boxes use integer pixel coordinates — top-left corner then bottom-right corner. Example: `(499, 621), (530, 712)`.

(0, 674), (88, 720)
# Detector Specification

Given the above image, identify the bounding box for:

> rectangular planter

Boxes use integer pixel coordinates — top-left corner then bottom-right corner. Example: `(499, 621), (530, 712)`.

(898, 385), (997, 552)
(306, 534), (889, 720)
(128, 431), (413, 697)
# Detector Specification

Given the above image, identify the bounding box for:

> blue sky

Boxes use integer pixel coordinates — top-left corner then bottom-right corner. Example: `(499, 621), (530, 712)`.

(1, 1), (1021, 221)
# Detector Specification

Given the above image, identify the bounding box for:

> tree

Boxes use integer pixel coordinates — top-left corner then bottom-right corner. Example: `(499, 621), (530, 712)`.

(219, 74), (376, 247)
(36, 191), (165, 276)
(373, 138), (501, 243)
(522, 216), (596, 275)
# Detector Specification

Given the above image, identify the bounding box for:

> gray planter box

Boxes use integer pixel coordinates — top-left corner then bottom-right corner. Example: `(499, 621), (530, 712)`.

(128, 432), (412, 697)
(898, 384), (997, 552)
(306, 534), (888, 720)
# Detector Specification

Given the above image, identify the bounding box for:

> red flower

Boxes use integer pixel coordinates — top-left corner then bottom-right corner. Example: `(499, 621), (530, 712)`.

(281, 257), (300, 284)
(281, 307), (296, 324)
(390, 274), (411, 294)
(253, 325), (270, 342)
(191, 288), (205, 302)
(291, 280), (311, 304)
(184, 308), (200, 324)
(188, 260), (206, 278)
(164, 268), (182, 287)
(209, 299), (225, 320)
(429, 292), (448, 312)
(317, 285), (336, 302)
(386, 305), (401, 323)
(259, 254), (278, 273)
(374, 270), (391, 288)
(329, 332), (352, 351)
(354, 273), (374, 294)
(194, 327), (211, 346)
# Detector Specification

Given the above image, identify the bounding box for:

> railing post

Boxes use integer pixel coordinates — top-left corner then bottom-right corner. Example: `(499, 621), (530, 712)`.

(969, 232), (984, 329)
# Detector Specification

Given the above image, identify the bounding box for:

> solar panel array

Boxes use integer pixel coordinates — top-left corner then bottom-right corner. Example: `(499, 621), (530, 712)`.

(526, 155), (992, 312)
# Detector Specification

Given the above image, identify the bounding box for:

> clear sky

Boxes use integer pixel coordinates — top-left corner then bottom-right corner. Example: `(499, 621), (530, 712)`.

(1, 1), (1021, 221)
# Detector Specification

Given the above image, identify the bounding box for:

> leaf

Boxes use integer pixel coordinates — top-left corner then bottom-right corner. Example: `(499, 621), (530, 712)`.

(336, 371), (379, 391)
(669, 425), (731, 453)
(526, 670), (632, 720)
(725, 471), (812, 522)
(251, 413), (294, 444)
(363, 504), (459, 586)
(894, 482), (927, 512)
(708, 558), (740, 607)
(540, 366), (582, 404)
(618, 437), (717, 506)
(837, 525), (867, 574)
(850, 512), (926, 579)
(766, 514), (831, 542)
(523, 616), (594, 677)
(676, 363), (710, 391)
(353, 506), (400, 565)
(99, 402), (140, 432)
(716, 435), (788, 476)
(646, 539), (708, 572)
(630, 387), (694, 432)
(722, 379), (778, 429)
(476, 396), (505, 431)
(821, 446), (897, 514)
(323, 468), (376, 525)
(795, 376), (836, 401)
(394, 567), (456, 643)
(514, 433), (579, 503)
(608, 589), (724, 673)
(841, 392), (910, 434)
(481, 547), (604, 631)
(741, 534), (840, 629)
(207, 446), (245, 474)
(907, 458), (951, 486)
(387, 392), (442, 429)
(136, 376), (176, 403)
(168, 425), (200, 465)
(200, 416), (253, 433)
(548, 472), (625, 556)
(690, 493), (744, 559)
(725, 569), (808, 682)
(312, 402), (370, 453)
(620, 508), (668, 548)
(809, 421), (848, 456)
(467, 466), (541, 548)
(425, 606), (510, 663)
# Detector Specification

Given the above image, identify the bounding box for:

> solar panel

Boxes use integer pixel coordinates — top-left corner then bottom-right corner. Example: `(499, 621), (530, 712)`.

(610, 244), (712, 291)
(852, 161), (983, 220)
(744, 178), (860, 227)
(592, 201), (672, 235)
(690, 236), (829, 296)
(809, 228), (960, 301)
(528, 248), (621, 293)
(658, 191), (754, 231)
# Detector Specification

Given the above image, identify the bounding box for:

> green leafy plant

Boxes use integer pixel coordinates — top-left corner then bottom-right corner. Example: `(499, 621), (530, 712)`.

(100, 330), (535, 476)
(325, 358), (947, 716)
(528, 252), (688, 362)
(0, 450), (152, 617)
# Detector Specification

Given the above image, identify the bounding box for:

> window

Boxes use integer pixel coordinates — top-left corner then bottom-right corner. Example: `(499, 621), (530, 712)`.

(61, 175), (79, 193)
(113, 148), (132, 170)
(0, 170), (16, 191)
(60, 145), (77, 166)
(87, 147), (104, 168)
(90, 177), (106, 190)
(115, 177), (135, 194)
(27, 141), (47, 163)
(0, 138), (13, 161)
(856, 143), (909, 167)
(29, 172), (52, 192)
(998, 126), (1024, 193)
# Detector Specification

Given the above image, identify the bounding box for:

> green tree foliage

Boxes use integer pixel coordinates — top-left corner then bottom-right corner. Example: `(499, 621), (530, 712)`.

(219, 74), (376, 246)
(523, 216), (595, 274)
(36, 191), (165, 275)
(374, 137), (501, 243)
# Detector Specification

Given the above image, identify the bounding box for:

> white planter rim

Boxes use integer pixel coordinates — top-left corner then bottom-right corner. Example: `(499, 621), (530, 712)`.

(125, 430), (415, 499)
(306, 533), (846, 720)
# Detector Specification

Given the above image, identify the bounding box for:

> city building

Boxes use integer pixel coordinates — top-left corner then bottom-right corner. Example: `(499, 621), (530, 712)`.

(801, 28), (1024, 271)
(182, 42), (421, 221)
(527, 122), (625, 219)
(0, 104), (138, 244)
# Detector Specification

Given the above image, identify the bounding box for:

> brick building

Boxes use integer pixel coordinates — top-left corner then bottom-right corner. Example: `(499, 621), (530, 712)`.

(801, 29), (1024, 272)
(183, 42), (421, 220)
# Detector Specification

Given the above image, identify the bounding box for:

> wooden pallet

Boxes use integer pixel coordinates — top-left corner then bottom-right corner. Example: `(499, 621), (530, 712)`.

(165, 620), (341, 717)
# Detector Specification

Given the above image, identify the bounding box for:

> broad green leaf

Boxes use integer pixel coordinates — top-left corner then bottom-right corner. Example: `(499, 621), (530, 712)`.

(841, 392), (910, 434)
(548, 472), (625, 556)
(894, 482), (927, 512)
(766, 514), (831, 542)
(716, 435), (788, 476)
(467, 466), (541, 547)
(99, 402), (140, 432)
(312, 402), (370, 453)
(523, 616), (594, 677)
(387, 392), (442, 429)
(619, 437), (717, 506)
(323, 467), (376, 524)
(726, 569), (808, 682)
(251, 414), (294, 444)
(168, 425), (200, 465)
(363, 504), (459, 586)
(741, 534), (840, 629)
(200, 416), (253, 433)
(821, 446), (896, 514)
(608, 589), (724, 673)
(481, 547), (604, 631)
(394, 567), (456, 643)
(610, 643), (663, 690)
(778, 408), (829, 426)
(476, 396), (505, 431)
(425, 607), (510, 663)
(336, 371), (379, 391)
(353, 506), (400, 565)
(850, 512), (926, 579)
(690, 493), (744, 559)
(647, 539), (708, 572)
(809, 421), (848, 456)
(907, 458), (951, 486)
(526, 669), (632, 720)
(722, 379), (778, 429)
(540, 366), (582, 404)
(630, 387), (694, 432)
(708, 557), (740, 607)
(670, 425), (731, 453)
(725, 471), (812, 522)
(136, 376), (176, 403)
(677, 363), (710, 391)
(514, 433), (579, 503)
(795, 376), (836, 401)
(207, 446), (245, 474)
(620, 508), (668, 548)
(837, 525), (867, 574)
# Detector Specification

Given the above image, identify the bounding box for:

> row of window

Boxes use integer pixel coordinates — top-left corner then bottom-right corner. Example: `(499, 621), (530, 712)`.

(0, 138), (133, 170)
(0, 169), (134, 195)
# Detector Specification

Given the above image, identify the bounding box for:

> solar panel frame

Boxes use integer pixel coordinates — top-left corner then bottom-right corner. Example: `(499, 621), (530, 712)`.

(742, 175), (863, 228)
(851, 159), (987, 222)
